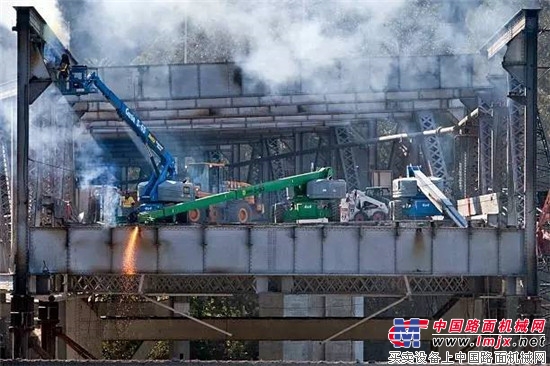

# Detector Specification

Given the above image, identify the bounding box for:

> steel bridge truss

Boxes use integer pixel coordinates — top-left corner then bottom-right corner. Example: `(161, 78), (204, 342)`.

(416, 111), (450, 185)
(52, 274), (489, 297)
(508, 74), (526, 226)
(0, 133), (11, 272)
(335, 126), (361, 191)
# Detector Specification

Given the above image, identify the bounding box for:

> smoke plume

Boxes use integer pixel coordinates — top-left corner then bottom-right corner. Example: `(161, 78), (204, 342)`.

(61, 0), (537, 92)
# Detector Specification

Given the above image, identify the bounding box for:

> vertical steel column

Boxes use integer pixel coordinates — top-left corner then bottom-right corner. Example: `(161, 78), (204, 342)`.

(508, 75), (525, 226)
(477, 99), (493, 194)
(523, 9), (538, 296)
(0, 134), (11, 273)
(335, 126), (360, 190)
(12, 7), (33, 358)
(366, 121), (378, 186)
(492, 106), (509, 194)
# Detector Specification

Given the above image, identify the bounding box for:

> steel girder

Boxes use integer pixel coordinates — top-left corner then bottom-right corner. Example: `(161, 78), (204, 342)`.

(335, 126), (360, 190)
(508, 74), (526, 226)
(0, 135), (11, 272)
(492, 106), (509, 195)
(478, 98), (494, 194)
(454, 134), (479, 198)
(55, 274), (481, 296)
(416, 111), (450, 184)
(246, 143), (262, 184)
(265, 138), (286, 203)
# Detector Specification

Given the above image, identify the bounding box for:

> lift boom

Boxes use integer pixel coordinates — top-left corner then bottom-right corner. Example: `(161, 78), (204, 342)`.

(139, 167), (335, 223)
(407, 166), (467, 228)
(58, 65), (178, 207)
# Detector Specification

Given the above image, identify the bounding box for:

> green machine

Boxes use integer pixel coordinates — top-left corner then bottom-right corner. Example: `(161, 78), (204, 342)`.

(138, 167), (346, 224)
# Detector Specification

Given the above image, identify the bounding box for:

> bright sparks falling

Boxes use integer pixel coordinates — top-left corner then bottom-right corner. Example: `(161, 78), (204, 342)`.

(123, 226), (139, 275)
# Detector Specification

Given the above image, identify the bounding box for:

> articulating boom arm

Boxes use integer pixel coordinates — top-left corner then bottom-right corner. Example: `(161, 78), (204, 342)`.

(138, 167), (334, 223)
(62, 65), (177, 202)
(407, 166), (467, 228)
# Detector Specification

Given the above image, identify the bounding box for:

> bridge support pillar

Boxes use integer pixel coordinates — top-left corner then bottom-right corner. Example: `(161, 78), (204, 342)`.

(169, 297), (190, 360)
(258, 291), (363, 361)
(63, 298), (102, 359)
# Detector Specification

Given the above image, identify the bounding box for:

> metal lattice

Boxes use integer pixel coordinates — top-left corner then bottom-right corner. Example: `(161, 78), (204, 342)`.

(265, 138), (286, 203)
(291, 276), (474, 295)
(56, 275), (482, 296)
(335, 126), (360, 190)
(64, 275), (257, 294)
(246, 143), (262, 184)
(536, 110), (550, 192)
(508, 74), (525, 226)
(478, 99), (493, 194)
(0, 135), (11, 272)
(492, 106), (509, 194)
(416, 111), (450, 182)
(145, 275), (256, 294)
(454, 134), (479, 198)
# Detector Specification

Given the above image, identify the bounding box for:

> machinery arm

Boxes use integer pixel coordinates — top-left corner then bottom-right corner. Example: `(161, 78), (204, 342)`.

(138, 167), (334, 222)
(83, 72), (177, 200)
(408, 166), (467, 228)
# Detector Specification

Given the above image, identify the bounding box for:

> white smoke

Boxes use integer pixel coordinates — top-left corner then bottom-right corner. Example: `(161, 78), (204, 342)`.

(67, 0), (538, 92)
(0, 0), (69, 45)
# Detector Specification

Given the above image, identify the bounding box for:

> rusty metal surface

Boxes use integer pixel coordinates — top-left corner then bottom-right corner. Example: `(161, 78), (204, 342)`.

(30, 224), (525, 277)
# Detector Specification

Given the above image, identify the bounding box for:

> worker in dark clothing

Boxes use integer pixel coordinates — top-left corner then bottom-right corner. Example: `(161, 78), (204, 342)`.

(58, 53), (70, 80)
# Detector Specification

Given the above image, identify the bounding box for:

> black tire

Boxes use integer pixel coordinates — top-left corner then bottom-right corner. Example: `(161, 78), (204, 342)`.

(353, 211), (367, 222)
(371, 211), (386, 221)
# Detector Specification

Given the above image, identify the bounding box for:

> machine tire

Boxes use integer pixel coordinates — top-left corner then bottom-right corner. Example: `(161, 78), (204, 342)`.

(353, 211), (367, 222)
(188, 209), (202, 223)
(371, 211), (386, 221)
(237, 205), (250, 223)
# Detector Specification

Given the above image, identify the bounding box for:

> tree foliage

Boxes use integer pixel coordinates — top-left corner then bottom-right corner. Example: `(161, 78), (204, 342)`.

(189, 295), (259, 360)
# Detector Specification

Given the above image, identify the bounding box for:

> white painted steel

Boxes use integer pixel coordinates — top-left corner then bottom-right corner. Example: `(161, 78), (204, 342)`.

(28, 225), (526, 276)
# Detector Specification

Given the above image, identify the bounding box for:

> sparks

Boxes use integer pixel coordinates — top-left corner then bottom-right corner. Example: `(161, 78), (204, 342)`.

(122, 226), (139, 275)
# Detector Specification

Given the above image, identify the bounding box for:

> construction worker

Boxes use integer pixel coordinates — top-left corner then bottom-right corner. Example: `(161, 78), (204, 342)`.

(122, 192), (135, 208)
(58, 53), (70, 80)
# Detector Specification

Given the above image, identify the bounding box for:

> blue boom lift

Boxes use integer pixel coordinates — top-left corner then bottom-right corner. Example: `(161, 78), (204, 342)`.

(56, 58), (347, 224)
(57, 63), (194, 222)
(390, 165), (467, 228)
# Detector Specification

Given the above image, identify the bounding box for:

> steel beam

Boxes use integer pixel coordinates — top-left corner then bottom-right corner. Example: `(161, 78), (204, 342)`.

(477, 98), (493, 194)
(11, 7), (75, 357)
(12, 7), (33, 358)
(416, 111), (449, 182)
(523, 9), (539, 296)
(335, 126), (360, 190)
(228, 111), (479, 169)
(28, 225), (526, 278)
(0, 134), (11, 273)
(101, 318), (424, 341)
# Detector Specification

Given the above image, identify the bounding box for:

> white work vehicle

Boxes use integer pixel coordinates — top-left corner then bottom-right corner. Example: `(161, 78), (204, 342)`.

(340, 187), (390, 222)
